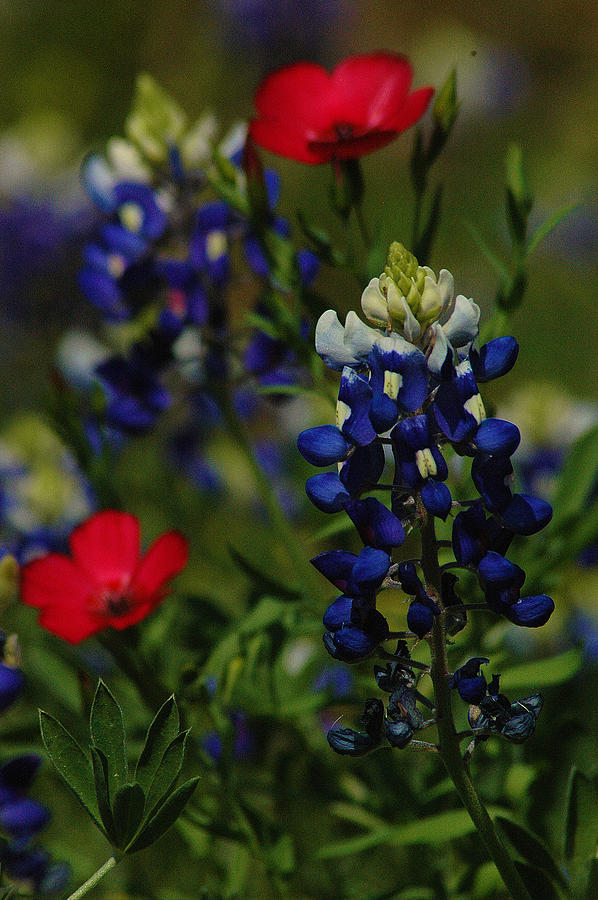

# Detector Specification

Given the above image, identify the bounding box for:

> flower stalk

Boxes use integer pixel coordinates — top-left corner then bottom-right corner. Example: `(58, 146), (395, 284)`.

(422, 515), (533, 900)
(65, 855), (120, 900)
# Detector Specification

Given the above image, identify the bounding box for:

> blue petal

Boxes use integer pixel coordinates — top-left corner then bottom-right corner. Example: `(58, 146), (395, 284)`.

(0, 798), (50, 836)
(78, 269), (129, 321)
(114, 182), (167, 240)
(421, 480), (452, 519)
(305, 473), (350, 512)
(351, 546), (390, 592)
(297, 425), (351, 466)
(0, 665), (24, 712)
(396, 561), (423, 595)
(297, 248), (320, 286)
(323, 623), (381, 662)
(478, 551), (525, 589)
(475, 418), (521, 457)
(471, 453), (513, 513)
(338, 368), (376, 446)
(500, 493), (553, 535)
(407, 600), (436, 637)
(339, 441), (385, 494)
(501, 711), (536, 743)
(344, 497), (405, 549)
(506, 594), (555, 627)
(385, 718), (414, 748)
(471, 336), (519, 382)
(323, 595), (354, 630)
(311, 550), (358, 591)
(327, 726), (380, 756)
(433, 382), (479, 442)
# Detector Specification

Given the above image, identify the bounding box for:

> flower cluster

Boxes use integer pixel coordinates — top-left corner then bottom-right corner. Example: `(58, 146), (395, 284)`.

(0, 635), (69, 893)
(298, 241), (554, 754)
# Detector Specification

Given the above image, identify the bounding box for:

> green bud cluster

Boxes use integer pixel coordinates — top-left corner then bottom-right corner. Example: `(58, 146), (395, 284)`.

(376, 242), (442, 333)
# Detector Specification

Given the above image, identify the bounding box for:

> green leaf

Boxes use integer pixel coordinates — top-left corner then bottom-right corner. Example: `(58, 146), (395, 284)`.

(134, 696), (180, 794)
(525, 200), (579, 258)
(90, 680), (128, 801)
(39, 711), (102, 831)
(499, 649), (582, 691)
(90, 745), (117, 844)
(266, 834), (295, 875)
(564, 767), (598, 884)
(496, 817), (567, 890)
(317, 807), (509, 858)
(514, 861), (561, 900)
(584, 858), (598, 900)
(112, 783), (146, 849)
(464, 221), (510, 282)
(551, 424), (598, 528)
(145, 731), (189, 817)
(125, 777), (200, 853)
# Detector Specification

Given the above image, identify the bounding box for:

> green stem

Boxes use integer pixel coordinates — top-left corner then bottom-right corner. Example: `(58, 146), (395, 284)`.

(65, 855), (120, 900)
(421, 516), (533, 900)
(220, 390), (320, 596)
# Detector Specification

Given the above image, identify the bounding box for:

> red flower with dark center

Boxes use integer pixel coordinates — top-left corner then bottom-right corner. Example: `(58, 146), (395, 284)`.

(249, 52), (434, 165)
(20, 510), (189, 643)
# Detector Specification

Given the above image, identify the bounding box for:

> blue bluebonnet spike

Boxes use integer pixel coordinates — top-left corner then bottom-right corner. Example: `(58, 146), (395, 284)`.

(392, 414), (448, 489)
(323, 621), (388, 662)
(297, 425), (351, 466)
(470, 336), (519, 382)
(500, 493), (553, 535)
(344, 497), (405, 550)
(433, 359), (485, 443)
(367, 341), (428, 431)
(323, 595), (355, 630)
(385, 717), (414, 748)
(339, 441), (386, 495)
(337, 367), (376, 446)
(506, 594), (555, 627)
(450, 657), (490, 703)
(95, 355), (171, 434)
(305, 472), (350, 512)
(471, 453), (514, 513)
(474, 418), (521, 457)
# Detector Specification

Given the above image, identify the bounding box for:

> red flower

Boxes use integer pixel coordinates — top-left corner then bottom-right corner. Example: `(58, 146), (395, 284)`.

(249, 52), (434, 165)
(20, 511), (189, 643)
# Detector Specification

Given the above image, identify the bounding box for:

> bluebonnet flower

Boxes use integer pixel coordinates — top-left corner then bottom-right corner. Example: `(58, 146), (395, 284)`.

(300, 240), (553, 754)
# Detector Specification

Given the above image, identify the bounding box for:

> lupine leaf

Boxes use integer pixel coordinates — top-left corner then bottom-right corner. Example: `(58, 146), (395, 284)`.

(514, 861), (560, 900)
(583, 858), (598, 900)
(317, 807), (509, 858)
(496, 816), (567, 889)
(499, 649), (582, 691)
(564, 767), (598, 884)
(551, 424), (598, 527)
(144, 730), (189, 817)
(125, 776), (200, 853)
(266, 834), (295, 875)
(38, 711), (103, 831)
(134, 695), (180, 793)
(112, 783), (146, 849)
(90, 681), (128, 802)
(525, 200), (579, 258)
(90, 745), (117, 844)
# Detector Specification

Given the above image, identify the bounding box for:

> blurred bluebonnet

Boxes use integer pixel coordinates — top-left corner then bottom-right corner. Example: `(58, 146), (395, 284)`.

(300, 241), (553, 754)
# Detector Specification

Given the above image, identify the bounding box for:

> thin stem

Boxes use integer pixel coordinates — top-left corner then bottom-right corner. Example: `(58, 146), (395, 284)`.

(66, 855), (120, 900)
(420, 515), (533, 900)
(354, 203), (371, 248)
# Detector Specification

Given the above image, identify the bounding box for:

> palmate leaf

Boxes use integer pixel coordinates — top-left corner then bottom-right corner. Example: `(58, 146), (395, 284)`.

(514, 861), (561, 900)
(112, 783), (146, 849)
(90, 745), (117, 844)
(125, 777), (200, 854)
(38, 711), (103, 833)
(144, 730), (189, 818)
(134, 695), (180, 794)
(90, 680), (128, 802)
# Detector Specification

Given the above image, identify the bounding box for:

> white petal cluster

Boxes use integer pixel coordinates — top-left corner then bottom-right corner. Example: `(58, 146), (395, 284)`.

(315, 310), (423, 372)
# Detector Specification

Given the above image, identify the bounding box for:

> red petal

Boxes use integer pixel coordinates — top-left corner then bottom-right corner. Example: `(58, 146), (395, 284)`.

(307, 129), (399, 163)
(69, 511), (140, 590)
(37, 605), (101, 644)
(254, 62), (332, 129)
(330, 53), (413, 130)
(21, 554), (92, 609)
(385, 86), (435, 132)
(129, 530), (189, 603)
(249, 119), (325, 164)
